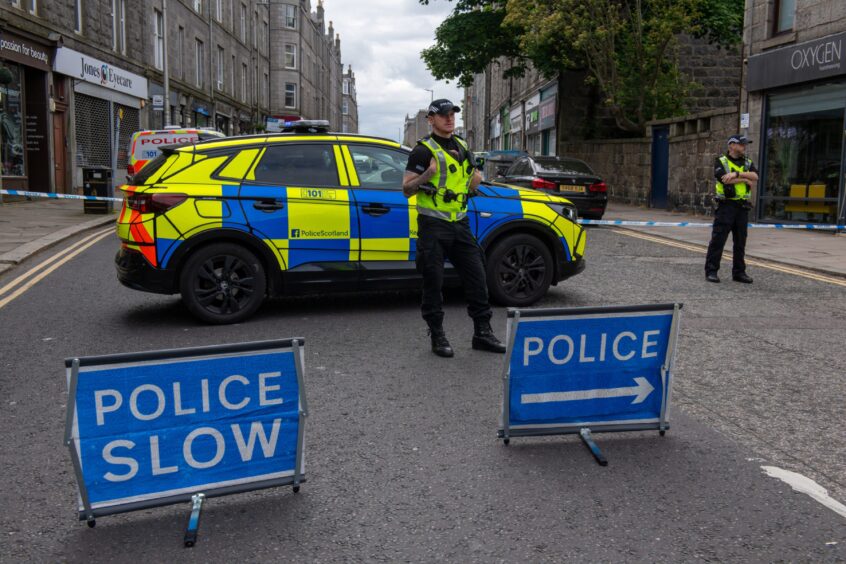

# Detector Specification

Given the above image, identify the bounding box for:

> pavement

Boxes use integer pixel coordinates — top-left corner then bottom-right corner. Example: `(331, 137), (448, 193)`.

(0, 197), (844, 278)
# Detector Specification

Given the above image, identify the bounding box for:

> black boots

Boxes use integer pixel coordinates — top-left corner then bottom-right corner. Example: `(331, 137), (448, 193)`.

(472, 319), (506, 353)
(428, 326), (454, 358)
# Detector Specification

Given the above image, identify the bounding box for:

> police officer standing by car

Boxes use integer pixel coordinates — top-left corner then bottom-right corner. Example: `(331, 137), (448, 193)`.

(705, 135), (758, 284)
(402, 99), (506, 358)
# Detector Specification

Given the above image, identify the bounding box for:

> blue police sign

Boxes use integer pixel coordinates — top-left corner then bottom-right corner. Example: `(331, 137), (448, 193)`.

(64, 339), (307, 522)
(499, 304), (681, 441)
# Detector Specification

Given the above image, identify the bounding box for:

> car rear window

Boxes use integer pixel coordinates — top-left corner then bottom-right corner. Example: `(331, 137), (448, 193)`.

(535, 158), (594, 175)
(130, 153), (171, 185)
(131, 131), (202, 162)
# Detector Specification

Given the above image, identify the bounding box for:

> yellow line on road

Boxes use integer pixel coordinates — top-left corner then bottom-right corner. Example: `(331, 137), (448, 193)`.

(0, 228), (114, 309)
(611, 228), (846, 288)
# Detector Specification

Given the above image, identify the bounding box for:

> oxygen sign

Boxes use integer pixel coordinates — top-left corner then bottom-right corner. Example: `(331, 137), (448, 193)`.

(65, 339), (307, 521)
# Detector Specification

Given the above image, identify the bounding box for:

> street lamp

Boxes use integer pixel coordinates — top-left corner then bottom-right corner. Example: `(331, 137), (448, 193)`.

(424, 88), (433, 103)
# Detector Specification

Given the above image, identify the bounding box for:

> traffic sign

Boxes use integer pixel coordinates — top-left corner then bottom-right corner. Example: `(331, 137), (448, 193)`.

(152, 94), (164, 110)
(498, 304), (682, 453)
(64, 339), (307, 525)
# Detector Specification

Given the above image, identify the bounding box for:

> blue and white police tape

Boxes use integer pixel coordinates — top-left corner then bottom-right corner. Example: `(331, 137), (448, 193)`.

(579, 219), (845, 230)
(1, 189), (123, 203)
(3, 189), (844, 230)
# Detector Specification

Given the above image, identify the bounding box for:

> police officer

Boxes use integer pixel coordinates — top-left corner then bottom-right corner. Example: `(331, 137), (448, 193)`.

(402, 99), (505, 358)
(705, 135), (758, 284)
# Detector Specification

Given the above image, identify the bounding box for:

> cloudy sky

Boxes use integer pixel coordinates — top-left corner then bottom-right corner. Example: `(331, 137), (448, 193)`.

(323, 0), (464, 142)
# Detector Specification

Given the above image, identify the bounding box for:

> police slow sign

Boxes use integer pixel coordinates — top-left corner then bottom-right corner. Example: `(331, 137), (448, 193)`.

(65, 339), (307, 522)
(499, 304), (681, 441)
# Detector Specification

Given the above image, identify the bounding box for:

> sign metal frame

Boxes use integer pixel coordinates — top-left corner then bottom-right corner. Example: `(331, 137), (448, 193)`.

(498, 304), (682, 450)
(64, 338), (307, 525)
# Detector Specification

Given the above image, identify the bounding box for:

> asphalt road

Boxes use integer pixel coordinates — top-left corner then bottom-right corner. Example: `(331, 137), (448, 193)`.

(0, 226), (844, 562)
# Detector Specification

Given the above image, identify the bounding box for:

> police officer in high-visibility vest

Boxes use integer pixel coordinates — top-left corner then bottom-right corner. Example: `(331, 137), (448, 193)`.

(705, 135), (758, 283)
(402, 99), (505, 357)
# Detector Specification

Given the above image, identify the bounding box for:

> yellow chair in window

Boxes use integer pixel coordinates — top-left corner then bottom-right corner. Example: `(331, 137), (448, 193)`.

(806, 184), (835, 215)
(784, 184), (807, 215)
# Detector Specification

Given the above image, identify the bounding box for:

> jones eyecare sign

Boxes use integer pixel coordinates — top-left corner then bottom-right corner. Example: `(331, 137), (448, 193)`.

(499, 304), (682, 438)
(64, 339), (307, 521)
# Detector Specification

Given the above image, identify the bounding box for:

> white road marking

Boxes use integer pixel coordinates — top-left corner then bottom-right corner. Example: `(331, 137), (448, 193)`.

(0, 228), (113, 310)
(762, 466), (846, 520)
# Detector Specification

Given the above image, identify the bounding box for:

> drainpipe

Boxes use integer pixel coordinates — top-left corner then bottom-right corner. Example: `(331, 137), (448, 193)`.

(163, 0), (170, 126)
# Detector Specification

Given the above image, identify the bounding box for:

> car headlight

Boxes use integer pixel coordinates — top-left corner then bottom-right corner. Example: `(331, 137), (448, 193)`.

(546, 202), (578, 222)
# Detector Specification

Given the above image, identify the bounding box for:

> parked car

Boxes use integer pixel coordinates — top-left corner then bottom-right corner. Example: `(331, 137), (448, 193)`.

(480, 150), (529, 181)
(115, 121), (586, 324)
(127, 126), (225, 176)
(499, 155), (608, 219)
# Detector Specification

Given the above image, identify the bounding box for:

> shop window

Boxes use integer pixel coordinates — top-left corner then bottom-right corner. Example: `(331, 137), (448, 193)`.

(762, 83), (844, 224)
(0, 63), (25, 177)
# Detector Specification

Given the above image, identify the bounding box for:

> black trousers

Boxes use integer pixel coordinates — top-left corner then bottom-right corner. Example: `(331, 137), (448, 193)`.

(416, 214), (491, 326)
(705, 200), (748, 276)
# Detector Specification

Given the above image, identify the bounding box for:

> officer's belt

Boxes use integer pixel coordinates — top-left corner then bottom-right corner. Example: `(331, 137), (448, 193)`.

(417, 206), (467, 222)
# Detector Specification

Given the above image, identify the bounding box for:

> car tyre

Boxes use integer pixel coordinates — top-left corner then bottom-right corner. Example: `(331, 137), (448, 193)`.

(180, 243), (266, 324)
(486, 233), (553, 307)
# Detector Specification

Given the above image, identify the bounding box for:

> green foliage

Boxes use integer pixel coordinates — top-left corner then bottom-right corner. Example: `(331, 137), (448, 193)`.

(420, 0), (743, 136)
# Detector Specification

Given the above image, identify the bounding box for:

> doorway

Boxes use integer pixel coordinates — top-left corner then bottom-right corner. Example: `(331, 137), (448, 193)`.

(650, 126), (670, 209)
(53, 110), (67, 193)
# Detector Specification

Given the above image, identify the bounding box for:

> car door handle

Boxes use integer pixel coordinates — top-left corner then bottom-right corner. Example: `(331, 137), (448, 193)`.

(253, 200), (285, 211)
(361, 204), (389, 216)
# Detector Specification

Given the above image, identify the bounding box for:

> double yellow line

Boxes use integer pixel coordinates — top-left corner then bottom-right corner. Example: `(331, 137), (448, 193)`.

(612, 228), (846, 287)
(0, 227), (114, 310)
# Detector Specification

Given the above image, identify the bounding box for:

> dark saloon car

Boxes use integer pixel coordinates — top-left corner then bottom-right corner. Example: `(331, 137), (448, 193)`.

(500, 155), (607, 219)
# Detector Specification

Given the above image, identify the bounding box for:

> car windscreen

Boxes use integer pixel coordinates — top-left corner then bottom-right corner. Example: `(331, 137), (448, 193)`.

(534, 158), (594, 175)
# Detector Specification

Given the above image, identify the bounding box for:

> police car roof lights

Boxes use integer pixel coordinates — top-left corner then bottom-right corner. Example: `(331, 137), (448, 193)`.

(281, 120), (331, 134)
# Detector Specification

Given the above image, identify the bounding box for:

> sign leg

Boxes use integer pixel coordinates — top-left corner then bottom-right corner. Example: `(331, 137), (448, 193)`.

(579, 428), (608, 466)
(183, 493), (205, 548)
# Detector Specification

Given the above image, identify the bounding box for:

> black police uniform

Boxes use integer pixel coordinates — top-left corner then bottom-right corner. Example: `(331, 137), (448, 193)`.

(406, 133), (503, 356)
(705, 153), (758, 281)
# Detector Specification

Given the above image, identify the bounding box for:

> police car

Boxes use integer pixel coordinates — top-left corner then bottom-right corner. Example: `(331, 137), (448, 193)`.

(115, 121), (586, 324)
(127, 126), (225, 175)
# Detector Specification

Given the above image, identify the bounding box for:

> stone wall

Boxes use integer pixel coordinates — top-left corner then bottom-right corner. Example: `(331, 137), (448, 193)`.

(561, 108), (739, 214)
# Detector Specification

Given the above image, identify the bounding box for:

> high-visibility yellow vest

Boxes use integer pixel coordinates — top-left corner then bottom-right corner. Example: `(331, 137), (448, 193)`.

(716, 155), (753, 200)
(416, 136), (473, 222)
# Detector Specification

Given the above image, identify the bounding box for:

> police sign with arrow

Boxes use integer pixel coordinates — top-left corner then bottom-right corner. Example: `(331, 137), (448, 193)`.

(498, 304), (682, 464)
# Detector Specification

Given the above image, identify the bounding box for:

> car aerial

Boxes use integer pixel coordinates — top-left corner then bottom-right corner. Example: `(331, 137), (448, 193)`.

(115, 121), (587, 324)
(127, 126), (226, 176)
(499, 155), (608, 219)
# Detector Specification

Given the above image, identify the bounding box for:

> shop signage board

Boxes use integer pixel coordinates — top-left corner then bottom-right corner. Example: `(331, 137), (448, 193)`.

(748, 31), (846, 91)
(64, 339), (308, 526)
(54, 47), (147, 98)
(498, 304), (682, 462)
(0, 31), (52, 71)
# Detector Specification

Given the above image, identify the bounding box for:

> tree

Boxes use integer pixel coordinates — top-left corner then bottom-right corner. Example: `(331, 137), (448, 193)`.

(420, 0), (743, 136)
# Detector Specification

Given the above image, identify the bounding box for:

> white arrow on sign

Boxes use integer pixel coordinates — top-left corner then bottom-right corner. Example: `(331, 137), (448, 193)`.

(521, 377), (655, 405)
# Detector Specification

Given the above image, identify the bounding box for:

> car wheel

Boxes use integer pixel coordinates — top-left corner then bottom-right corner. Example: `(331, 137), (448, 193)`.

(179, 243), (266, 324)
(486, 233), (553, 306)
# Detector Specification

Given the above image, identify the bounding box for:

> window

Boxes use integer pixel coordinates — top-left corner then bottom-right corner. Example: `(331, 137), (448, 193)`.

(0, 62), (26, 177)
(193, 0), (202, 13)
(253, 10), (258, 48)
(346, 145), (409, 189)
(240, 3), (247, 41)
(10, 1), (21, 9)
(27, 0), (36, 15)
(263, 72), (269, 105)
(215, 0), (222, 21)
(253, 144), (339, 186)
(117, 0), (126, 53)
(284, 83), (297, 108)
(195, 39), (205, 87)
(284, 44), (296, 69)
(342, 100), (348, 115)
(284, 4), (297, 28)
(343, 80), (349, 95)
(177, 26), (185, 79)
(74, 0), (83, 33)
(217, 46), (225, 89)
(153, 9), (164, 69)
(262, 20), (268, 49)
(242, 63), (248, 102)
(231, 54), (236, 93)
(774, 0), (795, 34)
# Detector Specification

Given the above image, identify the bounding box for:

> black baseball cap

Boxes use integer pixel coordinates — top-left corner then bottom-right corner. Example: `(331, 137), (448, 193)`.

(428, 99), (461, 116)
(727, 135), (752, 146)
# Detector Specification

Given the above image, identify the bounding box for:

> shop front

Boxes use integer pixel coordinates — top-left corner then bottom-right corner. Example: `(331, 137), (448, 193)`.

(0, 30), (53, 192)
(53, 47), (146, 190)
(748, 32), (846, 224)
(525, 92), (541, 155)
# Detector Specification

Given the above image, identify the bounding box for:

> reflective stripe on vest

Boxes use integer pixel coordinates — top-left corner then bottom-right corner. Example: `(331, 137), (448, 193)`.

(416, 136), (473, 222)
(716, 155), (752, 200)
